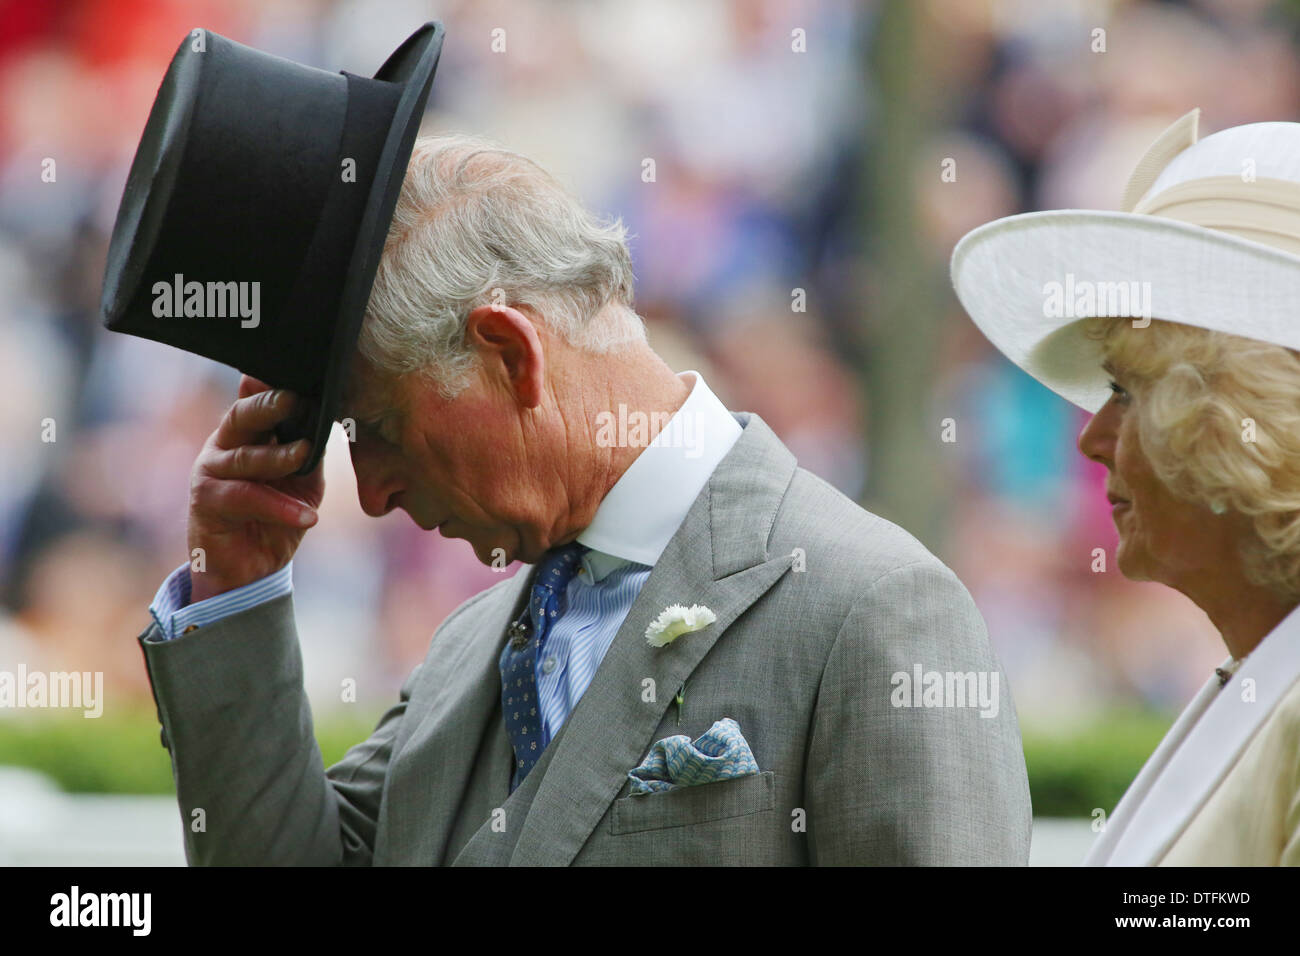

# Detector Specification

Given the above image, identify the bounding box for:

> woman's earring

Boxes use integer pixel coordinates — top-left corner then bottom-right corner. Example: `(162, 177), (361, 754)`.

(1210, 499), (1227, 515)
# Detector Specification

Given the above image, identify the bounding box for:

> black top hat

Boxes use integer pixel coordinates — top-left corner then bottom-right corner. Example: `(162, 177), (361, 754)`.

(100, 22), (445, 475)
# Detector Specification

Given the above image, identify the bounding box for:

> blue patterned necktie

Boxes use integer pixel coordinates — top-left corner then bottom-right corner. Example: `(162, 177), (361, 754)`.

(499, 541), (589, 792)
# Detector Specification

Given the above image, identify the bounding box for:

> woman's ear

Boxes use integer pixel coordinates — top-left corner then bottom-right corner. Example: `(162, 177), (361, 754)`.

(464, 303), (545, 408)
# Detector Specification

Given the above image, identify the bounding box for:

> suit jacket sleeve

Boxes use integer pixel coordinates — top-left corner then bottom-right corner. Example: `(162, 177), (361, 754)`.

(804, 558), (1033, 865)
(138, 592), (416, 865)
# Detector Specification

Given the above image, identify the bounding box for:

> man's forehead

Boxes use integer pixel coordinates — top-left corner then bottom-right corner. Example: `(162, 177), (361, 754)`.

(341, 359), (396, 418)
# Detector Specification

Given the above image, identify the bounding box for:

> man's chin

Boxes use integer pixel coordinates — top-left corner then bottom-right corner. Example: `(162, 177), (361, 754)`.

(434, 522), (521, 567)
(469, 540), (514, 569)
(405, 510), (440, 532)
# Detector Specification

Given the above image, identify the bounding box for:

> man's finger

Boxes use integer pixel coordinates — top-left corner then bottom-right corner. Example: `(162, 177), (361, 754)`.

(199, 439), (312, 481)
(191, 476), (319, 528)
(237, 375), (275, 400)
(213, 388), (299, 450)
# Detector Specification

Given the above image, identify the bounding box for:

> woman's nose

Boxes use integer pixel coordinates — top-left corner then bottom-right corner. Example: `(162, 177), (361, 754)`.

(1077, 404), (1117, 467)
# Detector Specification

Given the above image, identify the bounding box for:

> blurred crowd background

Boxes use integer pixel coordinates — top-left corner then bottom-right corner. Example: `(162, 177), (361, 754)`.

(1, 0), (1290, 746)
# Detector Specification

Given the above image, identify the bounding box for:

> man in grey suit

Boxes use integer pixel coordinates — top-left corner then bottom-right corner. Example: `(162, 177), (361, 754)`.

(139, 133), (1031, 865)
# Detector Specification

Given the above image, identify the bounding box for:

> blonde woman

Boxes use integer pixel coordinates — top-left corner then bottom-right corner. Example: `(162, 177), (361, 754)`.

(952, 109), (1300, 865)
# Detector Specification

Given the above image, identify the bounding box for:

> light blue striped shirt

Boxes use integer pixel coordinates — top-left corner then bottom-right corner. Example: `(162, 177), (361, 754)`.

(147, 370), (743, 743)
(149, 561), (294, 639)
(529, 553), (649, 747)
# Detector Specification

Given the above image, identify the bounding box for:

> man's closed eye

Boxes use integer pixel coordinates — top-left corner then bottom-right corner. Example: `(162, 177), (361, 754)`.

(349, 414), (397, 446)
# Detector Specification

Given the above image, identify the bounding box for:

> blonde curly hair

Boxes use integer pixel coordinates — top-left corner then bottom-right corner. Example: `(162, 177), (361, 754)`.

(1090, 316), (1300, 600)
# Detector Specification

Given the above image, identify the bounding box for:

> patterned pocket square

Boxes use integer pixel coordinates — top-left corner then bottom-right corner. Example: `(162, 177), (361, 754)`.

(627, 717), (760, 795)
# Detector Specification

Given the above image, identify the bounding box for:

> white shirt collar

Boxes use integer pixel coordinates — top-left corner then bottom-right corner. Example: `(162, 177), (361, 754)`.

(575, 370), (742, 580)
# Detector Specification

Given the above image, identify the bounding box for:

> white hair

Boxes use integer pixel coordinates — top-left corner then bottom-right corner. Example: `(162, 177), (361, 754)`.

(358, 131), (646, 398)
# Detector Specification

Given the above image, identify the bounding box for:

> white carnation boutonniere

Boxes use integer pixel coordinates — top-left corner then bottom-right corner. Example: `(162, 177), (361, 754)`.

(645, 603), (717, 647)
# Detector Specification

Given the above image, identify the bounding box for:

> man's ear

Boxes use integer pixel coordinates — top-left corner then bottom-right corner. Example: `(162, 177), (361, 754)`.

(464, 304), (545, 408)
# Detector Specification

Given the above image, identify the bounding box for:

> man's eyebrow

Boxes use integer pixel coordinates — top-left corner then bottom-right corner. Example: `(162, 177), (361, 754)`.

(340, 378), (386, 421)
(351, 404), (389, 425)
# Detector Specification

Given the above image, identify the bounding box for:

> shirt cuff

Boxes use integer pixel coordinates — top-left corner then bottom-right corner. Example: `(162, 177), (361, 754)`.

(148, 561), (294, 640)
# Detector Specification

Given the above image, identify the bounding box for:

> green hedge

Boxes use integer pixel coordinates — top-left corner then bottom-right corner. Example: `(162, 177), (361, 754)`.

(0, 705), (385, 795)
(1022, 710), (1172, 817)
(0, 706), (1173, 817)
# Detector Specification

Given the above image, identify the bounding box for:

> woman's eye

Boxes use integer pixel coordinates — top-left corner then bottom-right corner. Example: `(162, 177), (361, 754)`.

(1108, 380), (1130, 404)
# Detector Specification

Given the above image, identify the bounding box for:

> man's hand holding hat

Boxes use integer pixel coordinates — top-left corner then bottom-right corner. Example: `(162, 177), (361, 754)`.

(187, 378), (322, 604)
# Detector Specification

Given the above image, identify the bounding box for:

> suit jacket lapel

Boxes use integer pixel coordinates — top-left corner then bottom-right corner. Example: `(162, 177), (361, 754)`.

(449, 697), (575, 865)
(508, 412), (798, 866)
(1091, 602), (1300, 865)
(377, 570), (532, 865)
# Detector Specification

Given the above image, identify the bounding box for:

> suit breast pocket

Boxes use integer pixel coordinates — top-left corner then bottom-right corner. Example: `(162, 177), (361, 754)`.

(609, 770), (776, 835)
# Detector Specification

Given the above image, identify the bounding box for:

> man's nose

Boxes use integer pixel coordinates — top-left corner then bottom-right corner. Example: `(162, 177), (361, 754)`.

(349, 445), (404, 517)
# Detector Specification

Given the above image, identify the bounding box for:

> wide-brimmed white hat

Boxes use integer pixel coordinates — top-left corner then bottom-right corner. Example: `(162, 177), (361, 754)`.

(951, 108), (1300, 412)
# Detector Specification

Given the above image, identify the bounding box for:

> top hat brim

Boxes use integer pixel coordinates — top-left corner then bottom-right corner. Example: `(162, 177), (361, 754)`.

(949, 208), (1300, 413)
(279, 22), (444, 474)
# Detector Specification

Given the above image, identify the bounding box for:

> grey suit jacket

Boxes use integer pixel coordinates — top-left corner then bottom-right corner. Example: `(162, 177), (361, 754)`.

(138, 411), (1032, 865)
